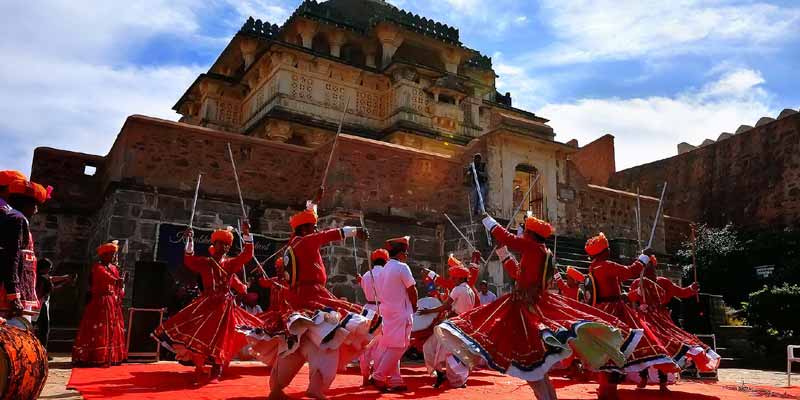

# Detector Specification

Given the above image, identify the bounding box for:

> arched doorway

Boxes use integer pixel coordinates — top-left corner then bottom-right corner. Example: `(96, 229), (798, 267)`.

(512, 164), (544, 225)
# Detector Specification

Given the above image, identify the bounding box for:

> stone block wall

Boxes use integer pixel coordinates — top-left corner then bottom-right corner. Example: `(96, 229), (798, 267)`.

(569, 134), (616, 186)
(101, 115), (472, 220)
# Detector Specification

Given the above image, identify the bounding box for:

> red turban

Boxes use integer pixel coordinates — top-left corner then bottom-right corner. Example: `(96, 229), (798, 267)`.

(447, 254), (469, 278)
(210, 228), (234, 245)
(97, 241), (119, 257)
(7, 180), (52, 204)
(0, 170), (26, 187)
(289, 209), (318, 230)
(524, 216), (554, 238)
(371, 249), (389, 263)
(585, 232), (609, 257)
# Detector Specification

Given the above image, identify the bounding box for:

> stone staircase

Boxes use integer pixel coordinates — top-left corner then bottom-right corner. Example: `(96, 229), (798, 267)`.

(714, 325), (754, 369)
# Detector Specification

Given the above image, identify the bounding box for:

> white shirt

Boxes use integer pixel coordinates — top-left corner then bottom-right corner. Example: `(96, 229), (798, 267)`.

(479, 290), (497, 305)
(377, 259), (416, 316)
(360, 265), (384, 302)
(450, 283), (476, 315)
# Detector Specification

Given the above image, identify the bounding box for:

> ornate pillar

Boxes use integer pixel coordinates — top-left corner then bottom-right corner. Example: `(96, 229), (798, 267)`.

(266, 120), (293, 142)
(303, 130), (329, 147)
(294, 19), (318, 49)
(375, 23), (403, 66)
(440, 48), (462, 74)
(364, 43), (378, 68)
(328, 30), (346, 58)
(239, 38), (259, 69)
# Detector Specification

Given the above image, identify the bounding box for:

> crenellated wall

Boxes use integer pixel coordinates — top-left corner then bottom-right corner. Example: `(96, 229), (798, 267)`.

(609, 112), (800, 231)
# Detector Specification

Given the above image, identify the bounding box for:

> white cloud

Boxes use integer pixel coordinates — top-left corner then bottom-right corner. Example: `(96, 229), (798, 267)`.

(222, 0), (291, 27)
(540, 68), (775, 170)
(0, 1), (223, 174)
(533, 0), (800, 65)
(493, 53), (552, 111)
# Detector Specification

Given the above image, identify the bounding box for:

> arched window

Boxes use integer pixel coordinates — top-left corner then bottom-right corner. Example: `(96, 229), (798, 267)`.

(513, 164), (544, 225)
(312, 34), (330, 55)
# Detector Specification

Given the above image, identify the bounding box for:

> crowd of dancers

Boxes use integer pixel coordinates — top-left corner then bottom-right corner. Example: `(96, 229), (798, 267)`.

(0, 167), (720, 400)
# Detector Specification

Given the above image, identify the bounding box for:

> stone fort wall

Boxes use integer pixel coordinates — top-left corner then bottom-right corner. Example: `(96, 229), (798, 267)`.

(608, 112), (800, 232)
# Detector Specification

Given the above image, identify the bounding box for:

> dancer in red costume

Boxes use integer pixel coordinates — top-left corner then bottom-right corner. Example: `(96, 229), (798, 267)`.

(72, 241), (127, 366)
(628, 257), (720, 387)
(583, 232), (679, 396)
(555, 266), (584, 301)
(240, 202), (378, 400)
(153, 222), (263, 384)
(437, 213), (644, 400)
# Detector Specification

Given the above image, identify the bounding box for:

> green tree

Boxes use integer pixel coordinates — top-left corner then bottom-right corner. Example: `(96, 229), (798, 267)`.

(676, 223), (754, 305)
(744, 283), (800, 338)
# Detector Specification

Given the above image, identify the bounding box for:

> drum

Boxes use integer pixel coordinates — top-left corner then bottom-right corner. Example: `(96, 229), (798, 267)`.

(0, 322), (48, 400)
(411, 297), (442, 332)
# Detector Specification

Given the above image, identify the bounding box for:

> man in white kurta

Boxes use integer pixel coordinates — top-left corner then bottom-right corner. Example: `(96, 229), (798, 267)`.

(421, 255), (477, 388)
(372, 237), (417, 392)
(358, 249), (388, 384)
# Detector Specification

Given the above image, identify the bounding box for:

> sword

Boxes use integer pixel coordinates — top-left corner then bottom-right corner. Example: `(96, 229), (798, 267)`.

(186, 173), (202, 253)
(317, 97), (351, 204)
(443, 213), (487, 264)
(188, 173), (202, 229)
(636, 187), (642, 251)
(639, 182), (668, 305)
(360, 213), (380, 315)
(470, 161), (491, 246)
(482, 174), (541, 268)
(226, 143), (248, 222)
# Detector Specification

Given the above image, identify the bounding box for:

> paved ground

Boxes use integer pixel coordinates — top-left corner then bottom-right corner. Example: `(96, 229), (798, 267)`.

(718, 368), (798, 388)
(40, 356), (81, 400)
(39, 355), (800, 399)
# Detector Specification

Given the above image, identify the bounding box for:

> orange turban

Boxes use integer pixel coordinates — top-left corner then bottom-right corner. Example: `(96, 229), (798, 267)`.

(7, 180), (52, 204)
(649, 255), (658, 267)
(0, 170), (26, 187)
(566, 266), (585, 282)
(447, 254), (469, 278)
(371, 249), (389, 263)
(210, 228), (235, 245)
(97, 241), (119, 257)
(524, 216), (554, 238)
(585, 232), (609, 257)
(289, 209), (318, 230)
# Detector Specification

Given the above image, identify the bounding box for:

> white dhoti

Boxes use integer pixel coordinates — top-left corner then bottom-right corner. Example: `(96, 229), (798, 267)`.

(372, 311), (411, 386)
(423, 331), (470, 388)
(359, 303), (380, 378)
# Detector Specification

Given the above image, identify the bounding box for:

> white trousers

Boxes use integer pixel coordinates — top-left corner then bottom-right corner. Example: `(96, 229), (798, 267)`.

(372, 345), (407, 386)
(359, 304), (380, 377)
(269, 337), (339, 396)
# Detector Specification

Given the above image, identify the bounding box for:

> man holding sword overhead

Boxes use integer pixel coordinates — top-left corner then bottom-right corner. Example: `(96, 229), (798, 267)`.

(465, 153), (488, 216)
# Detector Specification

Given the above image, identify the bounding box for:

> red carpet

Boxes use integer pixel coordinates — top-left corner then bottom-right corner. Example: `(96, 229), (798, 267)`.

(68, 363), (799, 400)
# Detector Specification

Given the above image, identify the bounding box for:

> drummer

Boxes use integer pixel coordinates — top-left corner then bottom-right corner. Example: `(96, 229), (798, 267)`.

(419, 255), (476, 317)
(420, 254), (478, 389)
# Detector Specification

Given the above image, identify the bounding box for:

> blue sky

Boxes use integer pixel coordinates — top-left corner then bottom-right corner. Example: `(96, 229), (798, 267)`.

(1, 0), (799, 175)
